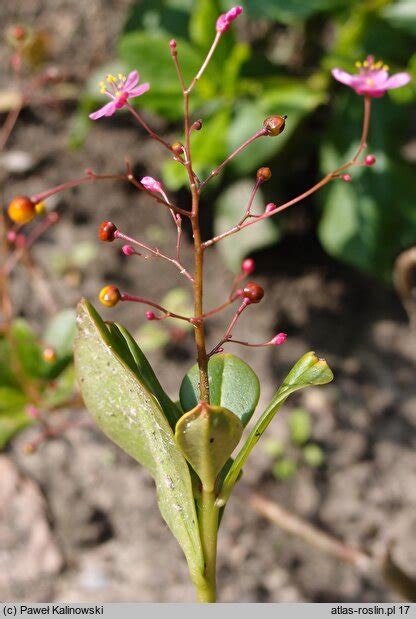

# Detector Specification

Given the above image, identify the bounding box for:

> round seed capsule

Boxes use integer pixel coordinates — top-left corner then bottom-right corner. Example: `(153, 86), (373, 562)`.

(243, 281), (264, 303)
(263, 115), (287, 136)
(257, 167), (272, 182)
(99, 221), (117, 242)
(99, 285), (121, 307)
(7, 196), (36, 224)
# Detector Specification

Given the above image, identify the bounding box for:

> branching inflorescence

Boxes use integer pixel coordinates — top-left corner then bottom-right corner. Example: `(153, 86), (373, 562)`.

(7, 7), (411, 603)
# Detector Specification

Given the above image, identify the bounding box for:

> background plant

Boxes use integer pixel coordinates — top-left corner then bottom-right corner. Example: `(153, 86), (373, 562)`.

(76, 0), (416, 280)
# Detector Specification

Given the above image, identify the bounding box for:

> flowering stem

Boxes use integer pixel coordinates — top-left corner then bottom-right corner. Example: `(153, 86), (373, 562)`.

(199, 128), (268, 190)
(196, 488), (219, 603)
(125, 103), (173, 152)
(127, 172), (191, 218)
(121, 293), (194, 323)
(115, 230), (194, 282)
(203, 97), (373, 249)
(237, 179), (262, 225)
(30, 172), (124, 204)
(208, 299), (250, 356)
(187, 32), (222, 94)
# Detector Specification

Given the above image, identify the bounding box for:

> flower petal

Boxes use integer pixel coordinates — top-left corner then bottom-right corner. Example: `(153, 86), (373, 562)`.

(331, 68), (354, 86)
(384, 72), (411, 90)
(124, 70), (139, 91)
(128, 83), (150, 98)
(89, 101), (117, 120)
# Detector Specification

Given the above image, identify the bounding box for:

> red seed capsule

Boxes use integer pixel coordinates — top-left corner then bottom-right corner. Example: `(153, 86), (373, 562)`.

(243, 281), (264, 303)
(99, 221), (117, 242)
(263, 115), (287, 136)
(257, 167), (272, 182)
(171, 142), (184, 155)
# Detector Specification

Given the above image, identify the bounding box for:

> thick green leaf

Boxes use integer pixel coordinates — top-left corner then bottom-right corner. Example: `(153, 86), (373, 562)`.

(74, 299), (204, 586)
(175, 403), (243, 491)
(11, 320), (50, 380)
(214, 180), (280, 271)
(179, 352), (260, 426)
(0, 387), (31, 449)
(110, 322), (182, 429)
(218, 352), (333, 505)
(382, 1), (416, 36)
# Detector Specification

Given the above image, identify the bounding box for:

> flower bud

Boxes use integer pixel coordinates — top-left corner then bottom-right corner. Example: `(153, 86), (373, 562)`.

(342, 174), (352, 182)
(216, 6), (243, 33)
(122, 244), (135, 256)
(7, 230), (17, 242)
(10, 25), (27, 41)
(271, 333), (287, 346)
(26, 405), (40, 419)
(169, 39), (177, 50)
(263, 115), (286, 137)
(242, 258), (255, 275)
(99, 285), (121, 307)
(171, 142), (184, 155)
(257, 167), (272, 182)
(99, 221), (117, 242)
(243, 281), (264, 303)
(7, 196), (36, 224)
(265, 202), (277, 214)
(141, 176), (162, 192)
(146, 311), (156, 321)
(365, 154), (376, 166)
(42, 347), (57, 363)
(191, 119), (203, 131)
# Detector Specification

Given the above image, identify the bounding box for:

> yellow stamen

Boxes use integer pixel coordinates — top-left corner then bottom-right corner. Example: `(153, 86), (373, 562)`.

(100, 87), (106, 94)
(115, 90), (121, 97)
(363, 60), (369, 67)
(383, 64), (389, 71)
(355, 61), (362, 68)
(106, 74), (117, 83)
(118, 73), (126, 81)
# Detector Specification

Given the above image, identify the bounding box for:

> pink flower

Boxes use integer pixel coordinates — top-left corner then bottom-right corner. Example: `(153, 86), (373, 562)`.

(89, 71), (149, 120)
(332, 56), (411, 98)
(216, 6), (243, 33)
(141, 176), (162, 193)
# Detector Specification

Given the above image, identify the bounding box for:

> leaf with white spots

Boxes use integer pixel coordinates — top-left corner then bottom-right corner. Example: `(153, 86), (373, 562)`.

(74, 299), (204, 587)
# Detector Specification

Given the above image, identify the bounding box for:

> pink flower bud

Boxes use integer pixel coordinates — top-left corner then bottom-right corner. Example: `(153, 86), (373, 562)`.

(146, 311), (156, 321)
(365, 154), (376, 166)
(122, 245), (135, 256)
(265, 202), (277, 214)
(26, 405), (40, 419)
(169, 39), (177, 50)
(7, 230), (17, 242)
(242, 258), (255, 275)
(271, 333), (287, 346)
(342, 174), (352, 182)
(141, 176), (162, 193)
(216, 5), (243, 33)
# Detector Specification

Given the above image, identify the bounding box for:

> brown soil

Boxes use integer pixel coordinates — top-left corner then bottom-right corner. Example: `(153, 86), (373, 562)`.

(1, 0), (416, 603)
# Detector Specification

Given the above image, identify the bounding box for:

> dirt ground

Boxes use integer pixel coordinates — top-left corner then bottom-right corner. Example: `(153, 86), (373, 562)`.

(1, 0), (416, 603)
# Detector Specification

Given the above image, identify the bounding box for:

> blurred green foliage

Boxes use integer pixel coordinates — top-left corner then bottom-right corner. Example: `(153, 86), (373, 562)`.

(78, 0), (416, 280)
(262, 407), (325, 481)
(0, 311), (77, 448)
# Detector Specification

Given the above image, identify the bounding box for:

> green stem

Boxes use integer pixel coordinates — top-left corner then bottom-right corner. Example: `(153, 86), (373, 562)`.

(196, 488), (219, 602)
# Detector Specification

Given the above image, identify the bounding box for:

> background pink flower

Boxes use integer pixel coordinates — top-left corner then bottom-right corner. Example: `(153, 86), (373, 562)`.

(332, 56), (411, 97)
